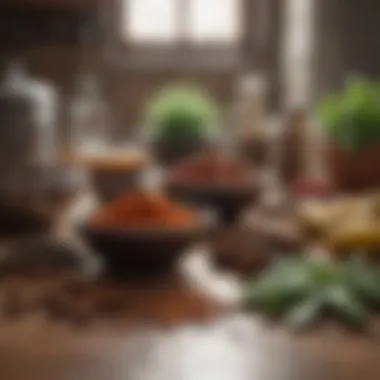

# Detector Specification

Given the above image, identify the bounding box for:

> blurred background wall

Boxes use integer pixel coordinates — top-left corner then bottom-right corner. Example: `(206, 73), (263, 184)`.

(0, 0), (379, 142)
(313, 0), (380, 99)
(0, 0), (283, 142)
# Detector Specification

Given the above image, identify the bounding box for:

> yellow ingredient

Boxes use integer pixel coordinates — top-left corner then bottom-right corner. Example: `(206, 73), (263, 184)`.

(297, 195), (380, 254)
(325, 219), (380, 253)
(298, 198), (362, 238)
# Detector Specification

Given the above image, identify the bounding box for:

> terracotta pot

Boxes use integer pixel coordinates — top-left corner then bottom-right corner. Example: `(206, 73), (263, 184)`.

(328, 143), (380, 191)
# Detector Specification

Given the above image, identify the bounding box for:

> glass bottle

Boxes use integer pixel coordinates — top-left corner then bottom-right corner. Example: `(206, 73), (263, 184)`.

(69, 74), (110, 160)
(233, 72), (268, 165)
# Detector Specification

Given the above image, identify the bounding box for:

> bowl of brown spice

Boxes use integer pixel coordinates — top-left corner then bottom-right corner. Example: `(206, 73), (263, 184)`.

(80, 191), (212, 274)
(166, 151), (259, 225)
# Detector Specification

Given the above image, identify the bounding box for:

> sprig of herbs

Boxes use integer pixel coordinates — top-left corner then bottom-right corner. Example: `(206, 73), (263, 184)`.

(243, 255), (380, 330)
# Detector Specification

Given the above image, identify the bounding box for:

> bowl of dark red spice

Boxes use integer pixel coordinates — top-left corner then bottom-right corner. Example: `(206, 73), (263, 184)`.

(80, 191), (212, 274)
(165, 151), (259, 224)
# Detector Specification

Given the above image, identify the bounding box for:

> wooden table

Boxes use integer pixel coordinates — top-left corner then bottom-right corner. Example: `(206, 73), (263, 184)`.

(0, 197), (379, 380)
(0, 247), (378, 380)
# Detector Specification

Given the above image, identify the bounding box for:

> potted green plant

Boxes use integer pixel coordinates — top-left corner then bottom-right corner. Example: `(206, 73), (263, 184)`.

(145, 84), (221, 165)
(317, 77), (380, 190)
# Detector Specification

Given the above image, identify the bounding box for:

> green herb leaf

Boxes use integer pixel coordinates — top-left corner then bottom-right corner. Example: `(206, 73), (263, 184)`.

(325, 286), (369, 328)
(285, 295), (323, 330)
(307, 257), (341, 287)
(343, 257), (380, 305)
(243, 256), (377, 331)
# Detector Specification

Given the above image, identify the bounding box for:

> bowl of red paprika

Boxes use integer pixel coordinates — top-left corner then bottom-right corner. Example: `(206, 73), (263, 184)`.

(80, 191), (213, 274)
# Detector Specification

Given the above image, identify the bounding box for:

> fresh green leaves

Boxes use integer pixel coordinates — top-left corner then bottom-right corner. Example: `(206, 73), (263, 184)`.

(285, 294), (324, 330)
(243, 256), (380, 330)
(325, 285), (369, 328)
(317, 77), (380, 150)
(343, 256), (380, 306)
(146, 84), (220, 140)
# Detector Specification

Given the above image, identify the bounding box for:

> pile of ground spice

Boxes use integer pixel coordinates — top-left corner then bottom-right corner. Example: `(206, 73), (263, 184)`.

(168, 152), (253, 187)
(0, 240), (221, 327)
(91, 191), (199, 229)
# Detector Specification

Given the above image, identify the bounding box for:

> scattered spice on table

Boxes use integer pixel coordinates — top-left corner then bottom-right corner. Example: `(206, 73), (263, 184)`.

(0, 274), (221, 327)
(91, 191), (199, 229)
(0, 237), (222, 327)
(168, 151), (253, 188)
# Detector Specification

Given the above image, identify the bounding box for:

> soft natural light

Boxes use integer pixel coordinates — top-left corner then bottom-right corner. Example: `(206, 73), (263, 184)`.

(188, 0), (240, 43)
(123, 0), (241, 44)
(123, 0), (178, 43)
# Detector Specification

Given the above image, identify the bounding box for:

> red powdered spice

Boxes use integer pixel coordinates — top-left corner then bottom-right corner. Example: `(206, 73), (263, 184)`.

(169, 152), (253, 187)
(91, 191), (199, 229)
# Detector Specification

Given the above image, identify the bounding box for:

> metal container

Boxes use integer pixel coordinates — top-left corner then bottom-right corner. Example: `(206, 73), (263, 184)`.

(0, 61), (60, 233)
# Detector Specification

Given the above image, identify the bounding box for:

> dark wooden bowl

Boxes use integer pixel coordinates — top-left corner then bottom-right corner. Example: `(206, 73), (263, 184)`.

(166, 179), (259, 225)
(79, 214), (213, 275)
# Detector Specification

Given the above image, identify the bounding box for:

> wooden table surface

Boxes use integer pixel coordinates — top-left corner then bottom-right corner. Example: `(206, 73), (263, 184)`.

(0, 246), (378, 380)
(0, 195), (379, 380)
(0, 313), (378, 380)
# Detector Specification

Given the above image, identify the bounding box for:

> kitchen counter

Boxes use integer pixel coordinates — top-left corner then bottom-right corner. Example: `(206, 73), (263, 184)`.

(0, 195), (378, 380)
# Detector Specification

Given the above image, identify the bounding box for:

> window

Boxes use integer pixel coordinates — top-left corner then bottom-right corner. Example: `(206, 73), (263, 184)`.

(106, 0), (268, 69)
(122, 0), (242, 46)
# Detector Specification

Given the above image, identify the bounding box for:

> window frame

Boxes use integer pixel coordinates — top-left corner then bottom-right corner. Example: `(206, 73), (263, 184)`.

(105, 0), (259, 70)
